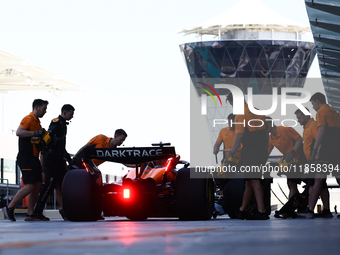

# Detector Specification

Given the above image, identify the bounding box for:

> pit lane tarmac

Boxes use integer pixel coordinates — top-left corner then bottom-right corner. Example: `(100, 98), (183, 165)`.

(1, 214), (340, 255)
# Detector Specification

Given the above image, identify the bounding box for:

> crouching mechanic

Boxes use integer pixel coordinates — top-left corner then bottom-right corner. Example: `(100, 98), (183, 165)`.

(73, 129), (127, 167)
(267, 119), (306, 198)
(33, 104), (75, 221)
(72, 129), (128, 220)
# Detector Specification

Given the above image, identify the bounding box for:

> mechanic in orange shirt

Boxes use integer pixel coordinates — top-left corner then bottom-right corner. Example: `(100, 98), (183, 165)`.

(227, 93), (269, 220)
(74, 129), (127, 166)
(295, 108), (331, 218)
(213, 113), (242, 160)
(72, 129), (127, 220)
(2, 99), (48, 222)
(267, 119), (305, 198)
(213, 113), (242, 182)
(300, 92), (340, 219)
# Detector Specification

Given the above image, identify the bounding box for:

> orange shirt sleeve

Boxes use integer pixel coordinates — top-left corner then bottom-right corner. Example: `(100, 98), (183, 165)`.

(89, 135), (100, 146)
(285, 127), (300, 141)
(19, 116), (32, 130)
(316, 109), (327, 127)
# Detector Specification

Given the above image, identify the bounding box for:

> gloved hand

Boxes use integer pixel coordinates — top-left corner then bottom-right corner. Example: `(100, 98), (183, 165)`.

(33, 129), (44, 137)
(284, 150), (295, 163)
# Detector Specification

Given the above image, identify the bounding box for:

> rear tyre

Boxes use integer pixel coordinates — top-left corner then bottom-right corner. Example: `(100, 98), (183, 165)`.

(224, 179), (245, 219)
(175, 168), (214, 220)
(62, 169), (102, 221)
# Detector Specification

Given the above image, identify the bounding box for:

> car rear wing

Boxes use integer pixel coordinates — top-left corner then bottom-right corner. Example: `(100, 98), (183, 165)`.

(84, 146), (176, 164)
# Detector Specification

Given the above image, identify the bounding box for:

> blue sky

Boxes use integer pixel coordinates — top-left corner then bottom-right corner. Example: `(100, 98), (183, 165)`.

(0, 0), (316, 174)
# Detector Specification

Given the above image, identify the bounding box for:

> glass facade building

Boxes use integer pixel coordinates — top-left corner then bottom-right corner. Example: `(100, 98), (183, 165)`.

(180, 40), (316, 95)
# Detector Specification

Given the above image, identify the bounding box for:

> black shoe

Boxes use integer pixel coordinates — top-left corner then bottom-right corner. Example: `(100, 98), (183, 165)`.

(98, 215), (105, 220)
(337, 214), (340, 219)
(315, 209), (333, 218)
(234, 209), (245, 220)
(59, 208), (66, 220)
(2, 206), (16, 221)
(246, 211), (270, 220)
(25, 213), (50, 221)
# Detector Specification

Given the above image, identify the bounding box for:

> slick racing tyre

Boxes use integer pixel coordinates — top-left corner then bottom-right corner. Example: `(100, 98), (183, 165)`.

(175, 168), (214, 220)
(223, 179), (245, 219)
(62, 169), (102, 221)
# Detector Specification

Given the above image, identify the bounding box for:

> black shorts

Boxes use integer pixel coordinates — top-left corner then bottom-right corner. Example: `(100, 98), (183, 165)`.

(17, 156), (42, 184)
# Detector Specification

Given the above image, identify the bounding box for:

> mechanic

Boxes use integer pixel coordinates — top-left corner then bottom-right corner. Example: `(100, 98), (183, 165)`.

(73, 129), (127, 167)
(267, 118), (306, 199)
(32, 104), (75, 221)
(72, 129), (128, 220)
(295, 108), (332, 218)
(299, 92), (340, 219)
(213, 113), (242, 180)
(226, 93), (269, 220)
(2, 99), (48, 221)
(213, 113), (242, 159)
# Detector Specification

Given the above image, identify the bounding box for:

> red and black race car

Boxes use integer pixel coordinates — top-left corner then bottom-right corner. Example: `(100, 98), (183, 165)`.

(62, 143), (215, 221)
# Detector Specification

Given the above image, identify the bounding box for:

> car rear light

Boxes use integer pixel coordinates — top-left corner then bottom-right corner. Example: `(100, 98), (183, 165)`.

(123, 189), (130, 199)
(165, 157), (173, 172)
(82, 159), (90, 173)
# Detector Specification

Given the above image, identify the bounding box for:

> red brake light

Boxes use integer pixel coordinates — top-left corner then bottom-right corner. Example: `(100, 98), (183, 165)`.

(82, 159), (90, 173)
(123, 189), (130, 199)
(165, 157), (173, 172)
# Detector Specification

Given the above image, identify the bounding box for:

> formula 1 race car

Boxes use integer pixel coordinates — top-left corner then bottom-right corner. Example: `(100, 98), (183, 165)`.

(62, 143), (215, 221)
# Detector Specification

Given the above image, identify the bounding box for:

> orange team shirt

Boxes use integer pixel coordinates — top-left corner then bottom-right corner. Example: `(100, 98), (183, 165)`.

(268, 126), (301, 156)
(88, 134), (112, 166)
(216, 127), (242, 159)
(19, 112), (42, 157)
(303, 118), (318, 160)
(316, 104), (340, 129)
(235, 104), (266, 134)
